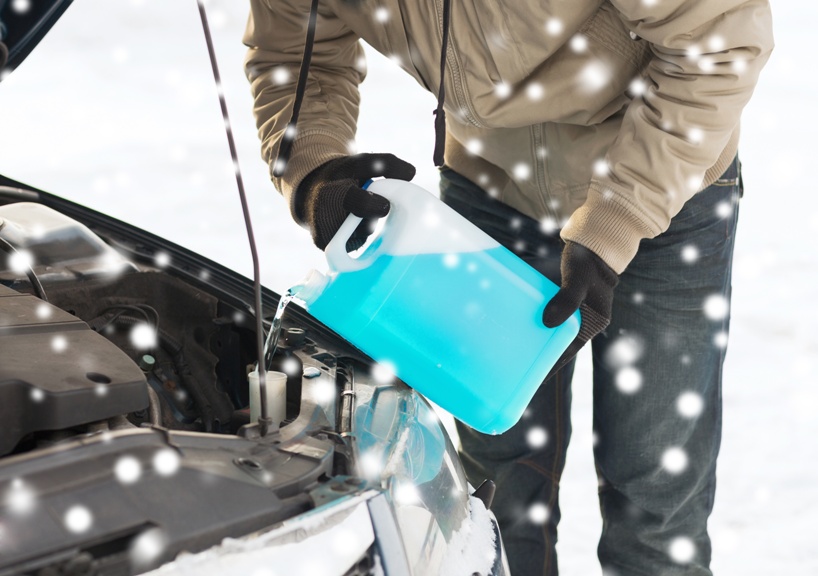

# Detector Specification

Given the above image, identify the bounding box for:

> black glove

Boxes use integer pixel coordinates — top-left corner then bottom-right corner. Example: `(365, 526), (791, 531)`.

(295, 153), (416, 251)
(542, 241), (619, 380)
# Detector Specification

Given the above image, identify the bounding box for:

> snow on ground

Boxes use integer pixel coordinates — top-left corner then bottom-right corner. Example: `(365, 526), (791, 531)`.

(0, 1), (816, 574)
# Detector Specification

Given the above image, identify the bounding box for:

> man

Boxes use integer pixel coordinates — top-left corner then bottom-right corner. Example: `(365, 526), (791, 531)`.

(243, 1), (773, 574)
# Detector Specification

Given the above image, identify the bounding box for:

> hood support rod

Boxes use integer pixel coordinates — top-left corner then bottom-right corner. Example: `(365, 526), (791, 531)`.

(195, 1), (271, 435)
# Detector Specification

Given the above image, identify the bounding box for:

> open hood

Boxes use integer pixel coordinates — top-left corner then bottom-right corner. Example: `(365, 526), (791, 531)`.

(0, 0), (73, 75)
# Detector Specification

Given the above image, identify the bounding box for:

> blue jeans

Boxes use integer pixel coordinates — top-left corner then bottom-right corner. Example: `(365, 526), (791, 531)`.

(440, 158), (741, 576)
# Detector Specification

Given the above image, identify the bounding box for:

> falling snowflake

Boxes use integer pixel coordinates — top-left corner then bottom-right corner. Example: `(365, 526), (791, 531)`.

(686, 45), (702, 61)
(312, 379), (337, 403)
(359, 450), (383, 479)
(526, 82), (545, 101)
(130, 323), (158, 350)
(539, 217), (558, 235)
(545, 18), (563, 36)
(130, 528), (168, 567)
(8, 249), (33, 273)
(30, 388), (45, 403)
(668, 536), (696, 564)
(604, 334), (644, 369)
(51, 335), (68, 353)
(593, 159), (610, 177)
(11, 0), (31, 14)
(703, 294), (729, 320)
(687, 128), (704, 144)
(628, 77), (647, 97)
(95, 384), (109, 397)
(578, 61), (610, 92)
(513, 240), (526, 253)
(615, 367), (642, 394)
(513, 163), (531, 180)
(698, 57), (716, 73)
(509, 217), (522, 230)
(5, 479), (37, 516)
(443, 253), (460, 268)
(373, 361), (396, 384)
(394, 483), (421, 505)
(479, 278), (491, 290)
(632, 292), (645, 304)
(279, 357), (301, 376)
(662, 447), (688, 474)
(715, 201), (733, 218)
(114, 456), (143, 484)
(677, 391), (704, 418)
(423, 210), (441, 227)
(732, 59), (748, 73)
(494, 82), (512, 99)
(64, 505), (94, 533)
(153, 449), (181, 477)
(154, 252), (171, 268)
(681, 245), (699, 263)
(528, 502), (550, 524)
(570, 34), (588, 52)
(687, 175), (703, 191)
(713, 331), (729, 348)
(526, 426), (548, 449)
(374, 7), (389, 23)
(466, 138), (484, 155)
(680, 354), (692, 366)
(272, 67), (291, 87)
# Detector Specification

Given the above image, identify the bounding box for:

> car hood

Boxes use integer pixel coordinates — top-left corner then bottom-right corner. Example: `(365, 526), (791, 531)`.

(0, 0), (72, 75)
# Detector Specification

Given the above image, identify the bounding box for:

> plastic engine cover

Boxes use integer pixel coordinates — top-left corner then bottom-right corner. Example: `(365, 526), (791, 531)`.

(0, 284), (149, 455)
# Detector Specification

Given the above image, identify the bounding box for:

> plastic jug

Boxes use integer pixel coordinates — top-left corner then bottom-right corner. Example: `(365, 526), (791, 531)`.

(293, 179), (580, 434)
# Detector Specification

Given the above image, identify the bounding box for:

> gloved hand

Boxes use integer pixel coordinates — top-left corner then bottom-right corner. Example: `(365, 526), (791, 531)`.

(295, 153), (416, 251)
(542, 241), (619, 380)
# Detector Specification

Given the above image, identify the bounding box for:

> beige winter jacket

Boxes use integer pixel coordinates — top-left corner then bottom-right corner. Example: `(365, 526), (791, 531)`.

(243, 0), (773, 273)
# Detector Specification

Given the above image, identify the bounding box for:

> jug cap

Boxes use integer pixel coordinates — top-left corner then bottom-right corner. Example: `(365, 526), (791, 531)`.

(290, 269), (328, 304)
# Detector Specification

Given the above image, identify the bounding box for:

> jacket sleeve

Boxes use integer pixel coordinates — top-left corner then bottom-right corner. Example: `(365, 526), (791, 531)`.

(560, 0), (773, 274)
(243, 0), (364, 223)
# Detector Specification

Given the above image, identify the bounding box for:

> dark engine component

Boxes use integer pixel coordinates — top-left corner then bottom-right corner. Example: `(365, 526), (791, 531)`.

(0, 284), (149, 455)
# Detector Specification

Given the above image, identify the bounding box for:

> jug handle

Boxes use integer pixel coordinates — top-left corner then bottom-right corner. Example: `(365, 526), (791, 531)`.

(325, 214), (382, 272)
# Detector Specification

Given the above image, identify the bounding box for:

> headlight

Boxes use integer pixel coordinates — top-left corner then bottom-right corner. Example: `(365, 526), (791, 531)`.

(352, 370), (498, 575)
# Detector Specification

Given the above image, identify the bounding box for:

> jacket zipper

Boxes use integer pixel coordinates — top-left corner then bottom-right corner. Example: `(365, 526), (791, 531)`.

(532, 123), (558, 221)
(432, 0), (483, 129)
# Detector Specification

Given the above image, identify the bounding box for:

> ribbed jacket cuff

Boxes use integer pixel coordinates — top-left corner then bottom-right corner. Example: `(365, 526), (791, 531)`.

(272, 132), (350, 224)
(560, 181), (660, 274)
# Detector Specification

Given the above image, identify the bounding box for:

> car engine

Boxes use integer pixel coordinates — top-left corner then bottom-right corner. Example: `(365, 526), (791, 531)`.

(0, 199), (302, 455)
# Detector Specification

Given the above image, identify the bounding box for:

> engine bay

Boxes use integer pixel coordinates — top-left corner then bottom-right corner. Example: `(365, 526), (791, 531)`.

(0, 200), (306, 456)
(0, 190), (369, 574)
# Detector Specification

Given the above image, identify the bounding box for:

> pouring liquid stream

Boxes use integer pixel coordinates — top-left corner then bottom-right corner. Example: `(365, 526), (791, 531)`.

(261, 291), (301, 370)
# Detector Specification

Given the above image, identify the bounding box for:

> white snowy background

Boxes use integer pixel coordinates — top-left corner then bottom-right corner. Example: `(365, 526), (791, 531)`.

(0, 0), (816, 574)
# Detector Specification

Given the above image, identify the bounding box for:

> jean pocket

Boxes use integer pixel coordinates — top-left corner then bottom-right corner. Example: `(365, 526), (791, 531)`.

(712, 155), (741, 188)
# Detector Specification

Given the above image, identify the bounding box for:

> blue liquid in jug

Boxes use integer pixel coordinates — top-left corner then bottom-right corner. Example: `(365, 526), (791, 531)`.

(302, 245), (580, 434)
